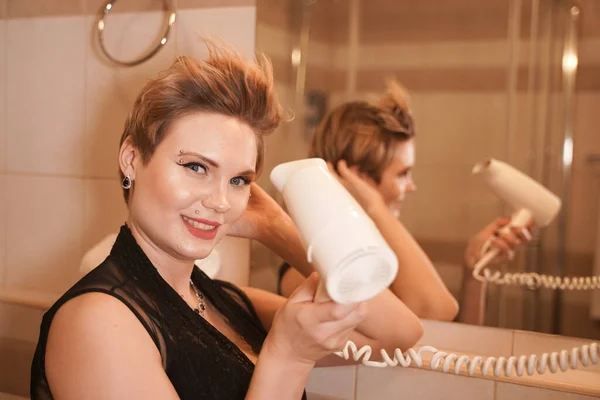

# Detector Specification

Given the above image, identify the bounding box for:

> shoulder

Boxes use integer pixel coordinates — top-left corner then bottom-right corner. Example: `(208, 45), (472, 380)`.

(46, 292), (161, 366)
(45, 292), (175, 399)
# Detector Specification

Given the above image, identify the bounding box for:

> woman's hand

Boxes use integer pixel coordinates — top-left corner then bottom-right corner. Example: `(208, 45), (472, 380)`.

(464, 217), (535, 269)
(329, 160), (386, 215)
(263, 273), (367, 366)
(229, 183), (291, 243)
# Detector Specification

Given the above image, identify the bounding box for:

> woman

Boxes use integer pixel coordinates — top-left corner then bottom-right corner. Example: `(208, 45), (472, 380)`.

(279, 81), (533, 325)
(30, 45), (423, 400)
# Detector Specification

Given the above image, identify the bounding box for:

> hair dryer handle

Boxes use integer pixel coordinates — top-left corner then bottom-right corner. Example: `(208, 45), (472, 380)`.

(480, 209), (532, 255)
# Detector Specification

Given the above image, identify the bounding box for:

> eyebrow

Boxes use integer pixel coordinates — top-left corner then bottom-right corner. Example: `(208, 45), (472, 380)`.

(180, 151), (256, 176)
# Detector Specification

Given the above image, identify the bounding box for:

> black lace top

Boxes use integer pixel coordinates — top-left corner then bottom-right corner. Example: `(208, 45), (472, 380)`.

(31, 225), (307, 399)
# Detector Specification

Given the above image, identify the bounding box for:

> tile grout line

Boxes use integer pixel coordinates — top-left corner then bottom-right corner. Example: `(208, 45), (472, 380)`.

(1, 16), (7, 289)
(353, 365), (359, 400)
(81, 9), (89, 267)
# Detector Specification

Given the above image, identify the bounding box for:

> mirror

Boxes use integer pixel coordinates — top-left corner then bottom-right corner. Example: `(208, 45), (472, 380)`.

(254, 0), (600, 340)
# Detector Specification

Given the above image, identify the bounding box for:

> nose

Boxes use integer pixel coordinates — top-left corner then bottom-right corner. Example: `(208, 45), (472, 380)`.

(201, 181), (231, 213)
(407, 177), (417, 193)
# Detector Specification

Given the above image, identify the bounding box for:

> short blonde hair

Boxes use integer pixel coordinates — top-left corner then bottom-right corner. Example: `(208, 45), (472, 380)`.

(119, 43), (283, 201)
(309, 80), (414, 183)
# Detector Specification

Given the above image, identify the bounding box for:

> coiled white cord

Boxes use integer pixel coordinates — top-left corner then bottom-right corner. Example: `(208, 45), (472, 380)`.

(472, 249), (600, 290)
(335, 340), (599, 377)
(474, 268), (600, 290)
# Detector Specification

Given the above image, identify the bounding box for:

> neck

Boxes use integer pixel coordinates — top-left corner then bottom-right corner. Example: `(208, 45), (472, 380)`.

(127, 219), (195, 296)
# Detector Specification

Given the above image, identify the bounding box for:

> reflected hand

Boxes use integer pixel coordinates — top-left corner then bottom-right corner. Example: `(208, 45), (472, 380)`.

(464, 217), (535, 269)
(329, 160), (386, 215)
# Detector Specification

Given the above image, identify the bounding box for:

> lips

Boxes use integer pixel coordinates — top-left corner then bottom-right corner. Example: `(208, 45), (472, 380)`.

(182, 216), (220, 240)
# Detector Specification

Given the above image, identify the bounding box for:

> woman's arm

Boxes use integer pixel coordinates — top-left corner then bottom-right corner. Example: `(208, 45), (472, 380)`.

(365, 203), (459, 321)
(45, 293), (180, 400)
(243, 285), (423, 368)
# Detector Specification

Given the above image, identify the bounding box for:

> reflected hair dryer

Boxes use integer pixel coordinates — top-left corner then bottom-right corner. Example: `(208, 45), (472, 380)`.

(471, 158), (562, 275)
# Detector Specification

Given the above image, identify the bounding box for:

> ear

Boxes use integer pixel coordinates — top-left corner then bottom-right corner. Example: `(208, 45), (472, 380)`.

(118, 137), (140, 180)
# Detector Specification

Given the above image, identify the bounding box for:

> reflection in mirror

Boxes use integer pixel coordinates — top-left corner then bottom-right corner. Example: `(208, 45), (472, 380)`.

(255, 0), (600, 341)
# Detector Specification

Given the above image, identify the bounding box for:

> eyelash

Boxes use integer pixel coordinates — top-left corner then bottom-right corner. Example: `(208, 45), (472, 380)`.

(181, 162), (250, 187)
(230, 176), (251, 187)
(182, 162), (207, 175)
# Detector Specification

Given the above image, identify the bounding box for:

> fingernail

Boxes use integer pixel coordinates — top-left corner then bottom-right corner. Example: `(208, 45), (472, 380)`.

(522, 228), (532, 241)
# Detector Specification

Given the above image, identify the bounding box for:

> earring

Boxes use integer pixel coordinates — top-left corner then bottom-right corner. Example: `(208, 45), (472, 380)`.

(122, 175), (132, 190)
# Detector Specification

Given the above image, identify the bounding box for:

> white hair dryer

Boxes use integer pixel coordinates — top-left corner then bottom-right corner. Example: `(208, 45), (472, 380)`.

(471, 158), (562, 282)
(270, 158), (398, 304)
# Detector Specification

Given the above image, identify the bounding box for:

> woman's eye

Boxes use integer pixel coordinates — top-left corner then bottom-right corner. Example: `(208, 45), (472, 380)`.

(183, 162), (207, 174)
(231, 176), (250, 187)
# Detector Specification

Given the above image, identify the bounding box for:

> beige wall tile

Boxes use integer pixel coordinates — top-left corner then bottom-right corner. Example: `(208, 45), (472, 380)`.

(5, 175), (84, 293)
(560, 302), (600, 343)
(496, 382), (599, 400)
(419, 319), (513, 357)
(86, 0), (255, 15)
(573, 93), (600, 170)
(0, 175), (4, 287)
(7, 0), (84, 19)
(6, 16), (86, 176)
(0, 303), (43, 342)
(413, 93), (508, 167)
(83, 178), (126, 252)
(174, 7), (257, 61)
(86, 0), (164, 14)
(356, 366), (494, 400)
(0, 338), (36, 397)
(84, 11), (176, 177)
(566, 171), (599, 254)
(306, 366), (356, 400)
(0, 20), (5, 172)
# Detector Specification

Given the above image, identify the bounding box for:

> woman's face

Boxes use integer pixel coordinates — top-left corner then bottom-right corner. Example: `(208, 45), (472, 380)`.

(122, 112), (257, 263)
(375, 139), (416, 217)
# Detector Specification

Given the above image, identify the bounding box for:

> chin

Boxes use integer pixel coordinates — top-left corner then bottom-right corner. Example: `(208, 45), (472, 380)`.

(176, 237), (218, 262)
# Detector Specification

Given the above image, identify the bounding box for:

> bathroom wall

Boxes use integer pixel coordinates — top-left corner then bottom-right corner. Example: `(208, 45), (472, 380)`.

(255, 0), (600, 339)
(0, 0), (257, 396)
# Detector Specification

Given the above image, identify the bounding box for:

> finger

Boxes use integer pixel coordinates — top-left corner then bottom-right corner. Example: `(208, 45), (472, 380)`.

(309, 301), (362, 324)
(496, 230), (521, 248)
(490, 238), (515, 260)
(323, 303), (367, 339)
(288, 272), (321, 303)
(490, 237), (511, 252)
(481, 217), (511, 236)
(337, 160), (360, 182)
(511, 226), (531, 242)
(326, 161), (338, 176)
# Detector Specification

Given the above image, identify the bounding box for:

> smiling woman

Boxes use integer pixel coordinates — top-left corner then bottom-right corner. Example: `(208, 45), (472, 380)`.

(29, 42), (425, 400)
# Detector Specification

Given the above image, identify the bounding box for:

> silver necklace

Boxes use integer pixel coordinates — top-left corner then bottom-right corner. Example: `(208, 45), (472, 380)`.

(189, 279), (206, 317)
